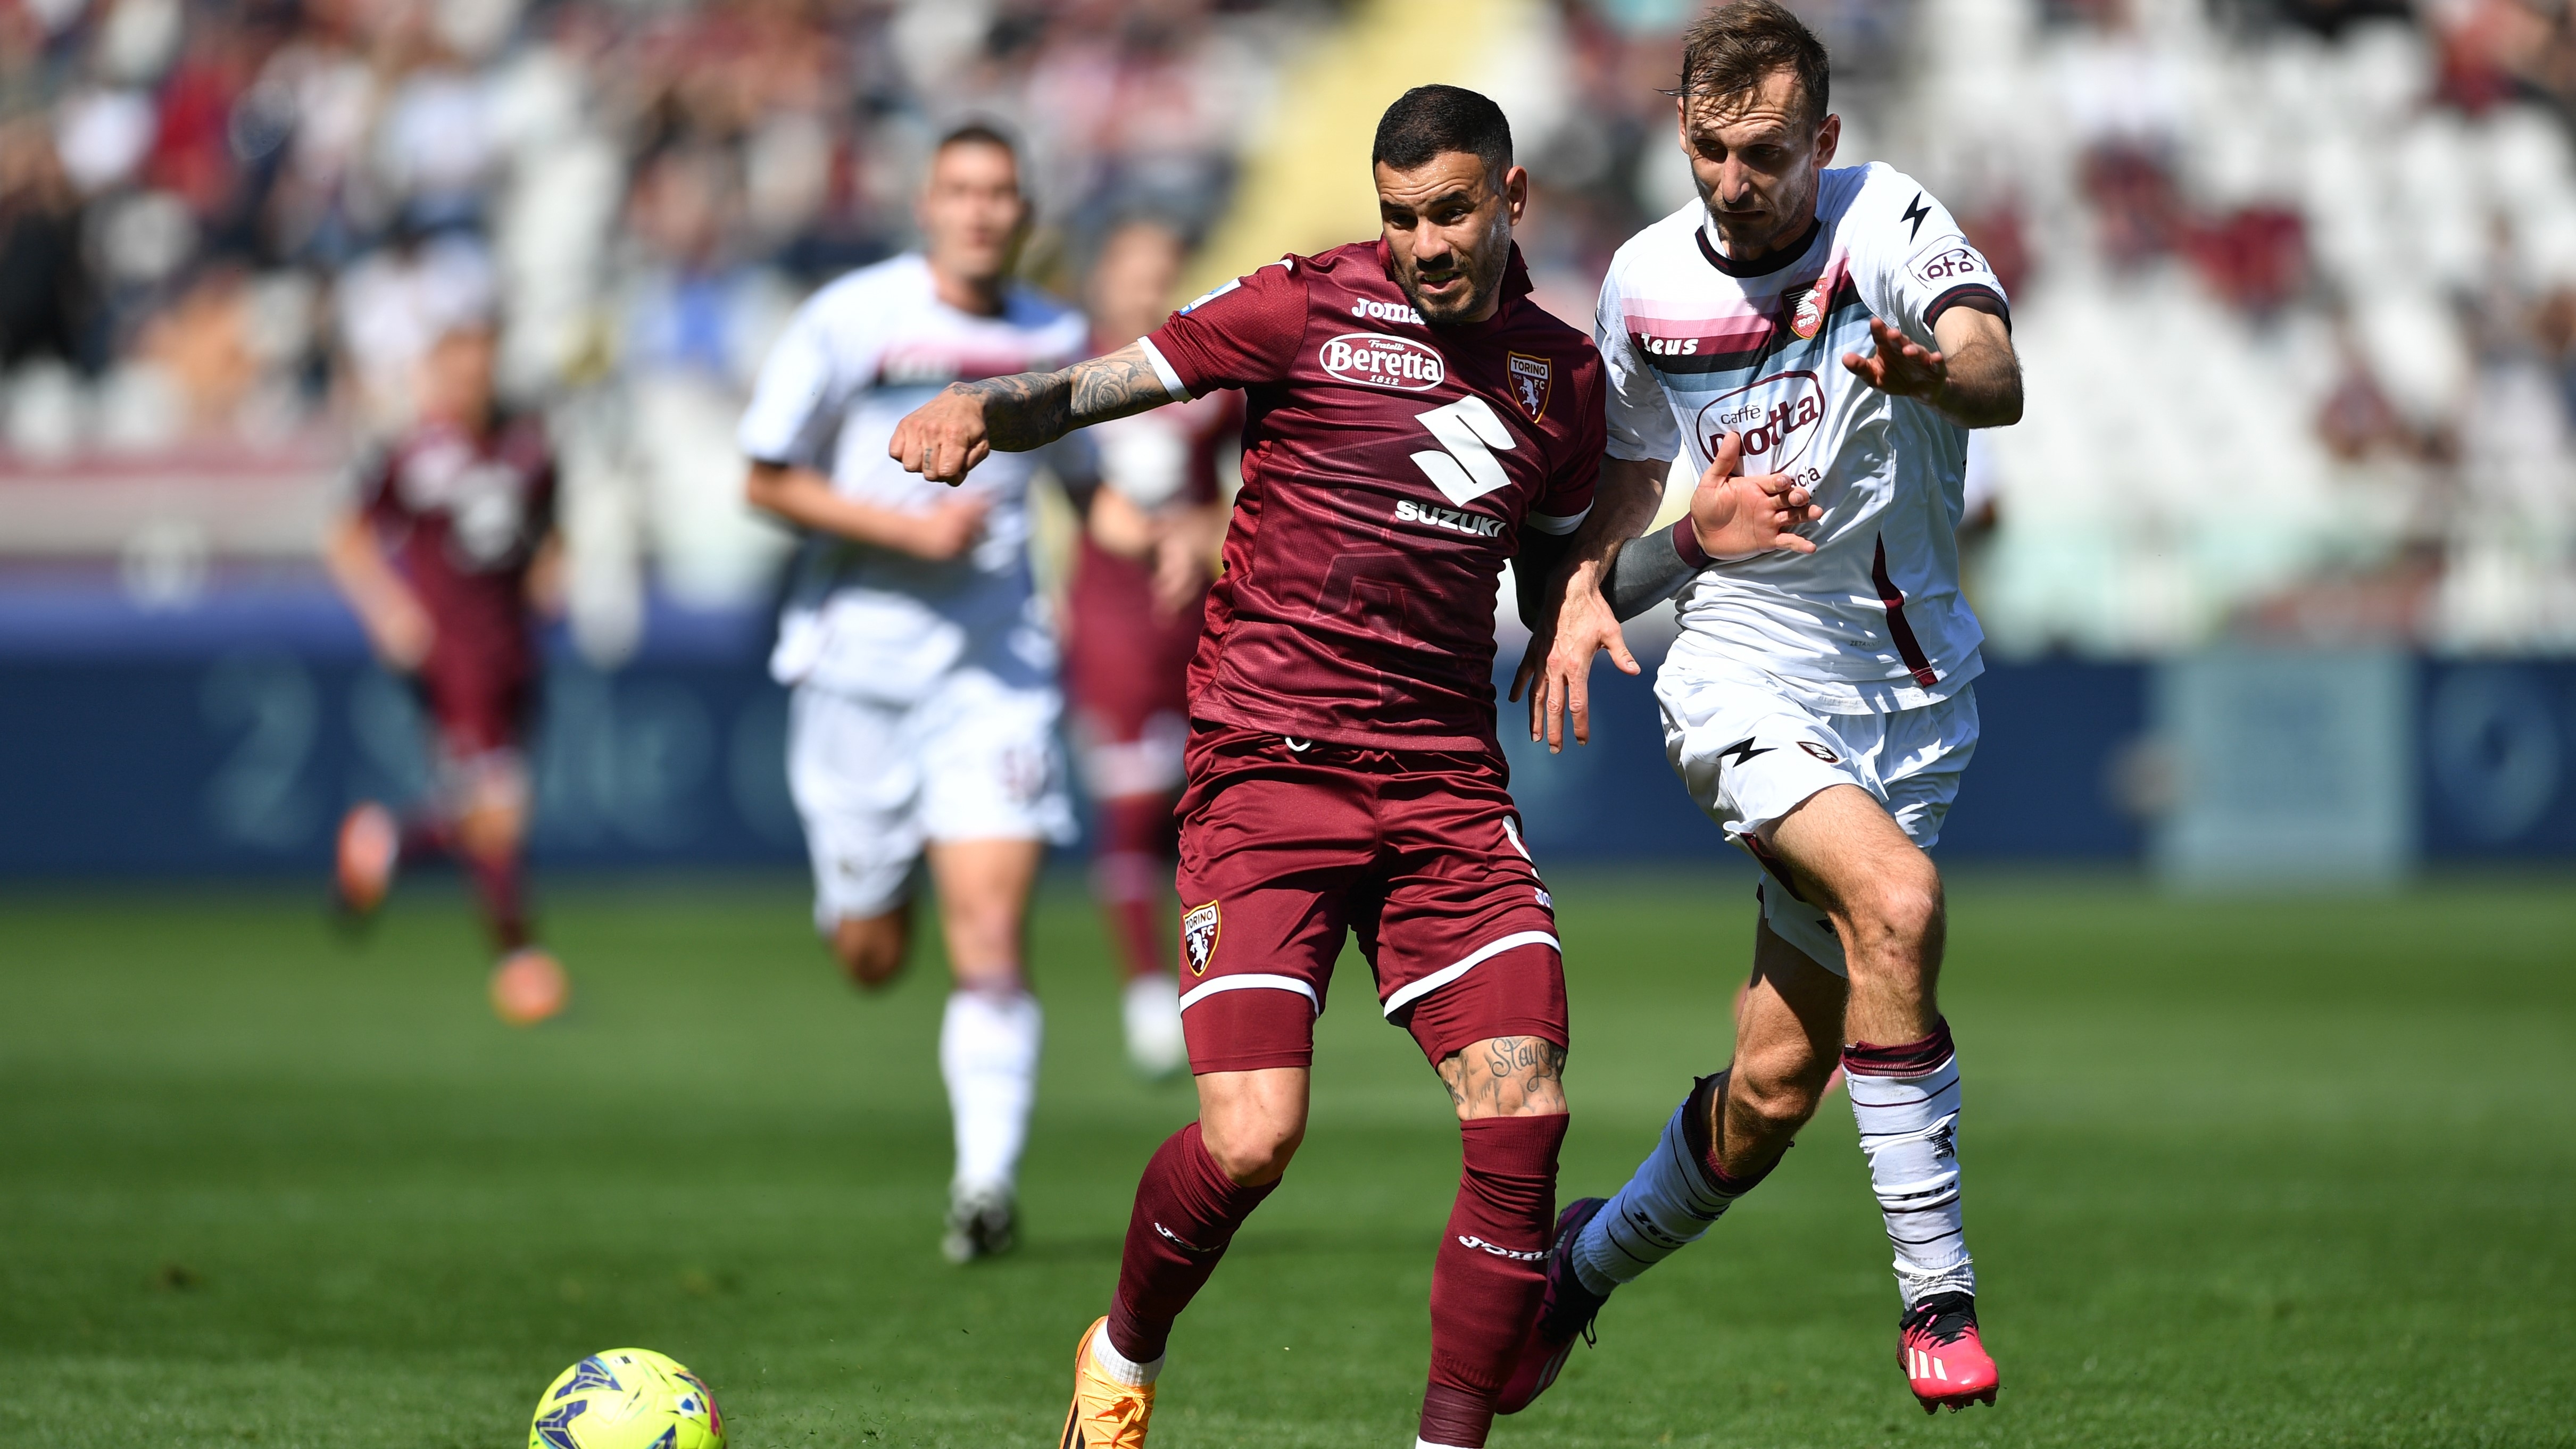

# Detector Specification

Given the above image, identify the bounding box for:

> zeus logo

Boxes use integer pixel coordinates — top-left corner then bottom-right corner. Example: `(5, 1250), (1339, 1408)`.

(1409, 394), (1517, 505)
(1902, 191), (1933, 241)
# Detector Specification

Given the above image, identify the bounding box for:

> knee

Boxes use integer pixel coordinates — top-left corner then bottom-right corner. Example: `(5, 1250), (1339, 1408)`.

(1733, 1054), (1829, 1138)
(1200, 1110), (1303, 1186)
(831, 918), (907, 990)
(1839, 863), (1943, 960)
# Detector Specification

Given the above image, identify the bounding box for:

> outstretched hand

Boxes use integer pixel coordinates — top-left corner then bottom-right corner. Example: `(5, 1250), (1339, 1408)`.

(1510, 564), (1635, 753)
(1841, 317), (1947, 402)
(887, 386), (993, 485)
(1689, 430), (1819, 559)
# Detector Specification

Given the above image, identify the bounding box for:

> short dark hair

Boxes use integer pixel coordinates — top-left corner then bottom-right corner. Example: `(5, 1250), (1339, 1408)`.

(935, 121), (1020, 162)
(1676, 0), (1831, 129)
(1371, 85), (1513, 184)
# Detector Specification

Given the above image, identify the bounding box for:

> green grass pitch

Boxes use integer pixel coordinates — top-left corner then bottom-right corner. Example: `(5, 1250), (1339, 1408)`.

(3, 870), (2570, 1447)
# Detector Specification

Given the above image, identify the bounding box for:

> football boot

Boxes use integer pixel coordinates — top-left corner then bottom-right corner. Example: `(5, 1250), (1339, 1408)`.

(1496, 1195), (1612, 1413)
(942, 1185), (1017, 1264)
(1898, 1292), (1999, 1412)
(334, 802), (398, 916)
(1058, 1316), (1154, 1448)
(488, 946), (569, 1026)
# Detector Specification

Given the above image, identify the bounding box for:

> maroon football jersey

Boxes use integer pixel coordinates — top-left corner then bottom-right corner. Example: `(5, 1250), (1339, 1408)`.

(1142, 241), (1605, 751)
(356, 415), (556, 684)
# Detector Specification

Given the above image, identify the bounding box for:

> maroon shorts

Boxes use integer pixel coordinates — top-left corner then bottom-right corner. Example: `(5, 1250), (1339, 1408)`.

(414, 652), (533, 762)
(1171, 722), (1566, 1075)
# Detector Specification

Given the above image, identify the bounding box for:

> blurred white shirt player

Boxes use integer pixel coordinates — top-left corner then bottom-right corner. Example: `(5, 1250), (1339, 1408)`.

(739, 124), (1085, 1264)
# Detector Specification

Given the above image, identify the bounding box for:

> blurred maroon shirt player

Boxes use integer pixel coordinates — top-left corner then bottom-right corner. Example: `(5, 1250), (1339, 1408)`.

(324, 323), (570, 1026)
(1065, 219), (1241, 1079)
(888, 86), (1608, 1449)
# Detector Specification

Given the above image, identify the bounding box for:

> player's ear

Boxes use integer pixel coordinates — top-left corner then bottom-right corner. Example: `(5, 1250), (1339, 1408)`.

(1500, 164), (1529, 226)
(1814, 112), (1841, 169)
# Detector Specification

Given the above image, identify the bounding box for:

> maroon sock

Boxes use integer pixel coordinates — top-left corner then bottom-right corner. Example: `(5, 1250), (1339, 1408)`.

(464, 849), (530, 953)
(1422, 1113), (1569, 1448)
(398, 817), (453, 862)
(1092, 794), (1177, 980)
(1104, 1122), (1278, 1364)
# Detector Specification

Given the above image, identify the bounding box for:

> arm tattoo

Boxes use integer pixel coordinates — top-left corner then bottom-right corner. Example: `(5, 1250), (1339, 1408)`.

(954, 347), (1177, 453)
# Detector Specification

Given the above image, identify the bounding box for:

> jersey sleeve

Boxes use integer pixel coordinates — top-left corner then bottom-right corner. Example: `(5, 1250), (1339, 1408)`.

(1856, 177), (2010, 346)
(1594, 262), (1683, 464)
(1137, 258), (1306, 397)
(1526, 351), (1606, 536)
(737, 294), (855, 470)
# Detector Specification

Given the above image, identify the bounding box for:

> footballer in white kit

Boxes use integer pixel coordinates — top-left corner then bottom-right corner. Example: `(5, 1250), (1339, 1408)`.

(740, 124), (1083, 1263)
(1504, 0), (2023, 1420)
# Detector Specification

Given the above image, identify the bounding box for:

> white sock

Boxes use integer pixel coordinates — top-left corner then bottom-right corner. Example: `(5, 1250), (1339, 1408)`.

(1122, 972), (1186, 1076)
(1571, 1078), (1757, 1296)
(939, 984), (1041, 1196)
(1415, 1440), (1474, 1448)
(1846, 1049), (1976, 1305)
(1088, 1320), (1162, 1386)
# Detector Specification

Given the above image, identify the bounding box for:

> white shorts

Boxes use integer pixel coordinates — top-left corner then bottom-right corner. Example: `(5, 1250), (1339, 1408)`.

(787, 671), (1075, 929)
(1656, 665), (1979, 976)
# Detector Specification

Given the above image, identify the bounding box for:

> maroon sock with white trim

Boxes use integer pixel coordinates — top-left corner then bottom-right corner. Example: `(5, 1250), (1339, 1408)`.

(1104, 1122), (1279, 1365)
(1420, 1113), (1568, 1448)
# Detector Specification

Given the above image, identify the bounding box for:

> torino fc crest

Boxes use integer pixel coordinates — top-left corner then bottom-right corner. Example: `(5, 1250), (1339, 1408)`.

(1506, 353), (1552, 421)
(1182, 901), (1223, 976)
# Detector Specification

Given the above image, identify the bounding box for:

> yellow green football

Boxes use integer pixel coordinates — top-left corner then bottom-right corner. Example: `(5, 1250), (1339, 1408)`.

(529, 1347), (725, 1449)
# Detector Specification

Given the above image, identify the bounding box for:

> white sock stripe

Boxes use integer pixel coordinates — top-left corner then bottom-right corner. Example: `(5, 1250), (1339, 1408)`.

(1378, 930), (1559, 1018)
(1176, 973), (1320, 1015)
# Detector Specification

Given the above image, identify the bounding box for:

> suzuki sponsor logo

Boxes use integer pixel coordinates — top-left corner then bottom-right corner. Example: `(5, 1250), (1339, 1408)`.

(1350, 296), (1426, 325)
(1696, 370), (1825, 473)
(1394, 497), (1504, 538)
(1320, 332), (1445, 390)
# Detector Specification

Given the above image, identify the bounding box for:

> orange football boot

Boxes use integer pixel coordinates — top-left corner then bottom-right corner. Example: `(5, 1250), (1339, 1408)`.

(1059, 1317), (1154, 1448)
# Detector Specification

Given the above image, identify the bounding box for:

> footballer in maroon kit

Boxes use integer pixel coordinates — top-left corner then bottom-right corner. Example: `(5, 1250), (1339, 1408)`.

(324, 323), (569, 1026)
(894, 88), (1604, 1449)
(1066, 219), (1239, 1080)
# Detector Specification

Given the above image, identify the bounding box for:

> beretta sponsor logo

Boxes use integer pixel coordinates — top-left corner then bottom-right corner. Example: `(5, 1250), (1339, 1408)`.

(1696, 370), (1825, 472)
(1320, 333), (1445, 391)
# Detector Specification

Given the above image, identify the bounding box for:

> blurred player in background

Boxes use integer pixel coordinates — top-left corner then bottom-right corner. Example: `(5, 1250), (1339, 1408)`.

(1511, 0), (2022, 1415)
(327, 322), (569, 1027)
(1066, 219), (1237, 1080)
(738, 125), (1087, 1264)
(896, 86), (1604, 1449)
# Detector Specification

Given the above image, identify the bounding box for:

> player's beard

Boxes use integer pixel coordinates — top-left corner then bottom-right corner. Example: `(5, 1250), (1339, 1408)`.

(1397, 215), (1509, 327)
(1696, 167), (1817, 263)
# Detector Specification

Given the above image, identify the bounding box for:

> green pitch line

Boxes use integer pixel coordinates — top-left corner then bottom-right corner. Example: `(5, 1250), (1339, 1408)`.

(1, 872), (2569, 1447)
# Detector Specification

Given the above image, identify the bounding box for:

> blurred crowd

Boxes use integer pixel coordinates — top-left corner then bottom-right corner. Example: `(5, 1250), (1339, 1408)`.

(0, 0), (1320, 648)
(3, 0), (2574, 653)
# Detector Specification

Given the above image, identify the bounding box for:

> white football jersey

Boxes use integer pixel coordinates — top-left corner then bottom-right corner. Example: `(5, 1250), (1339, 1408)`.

(1599, 163), (2008, 713)
(738, 254), (1090, 700)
